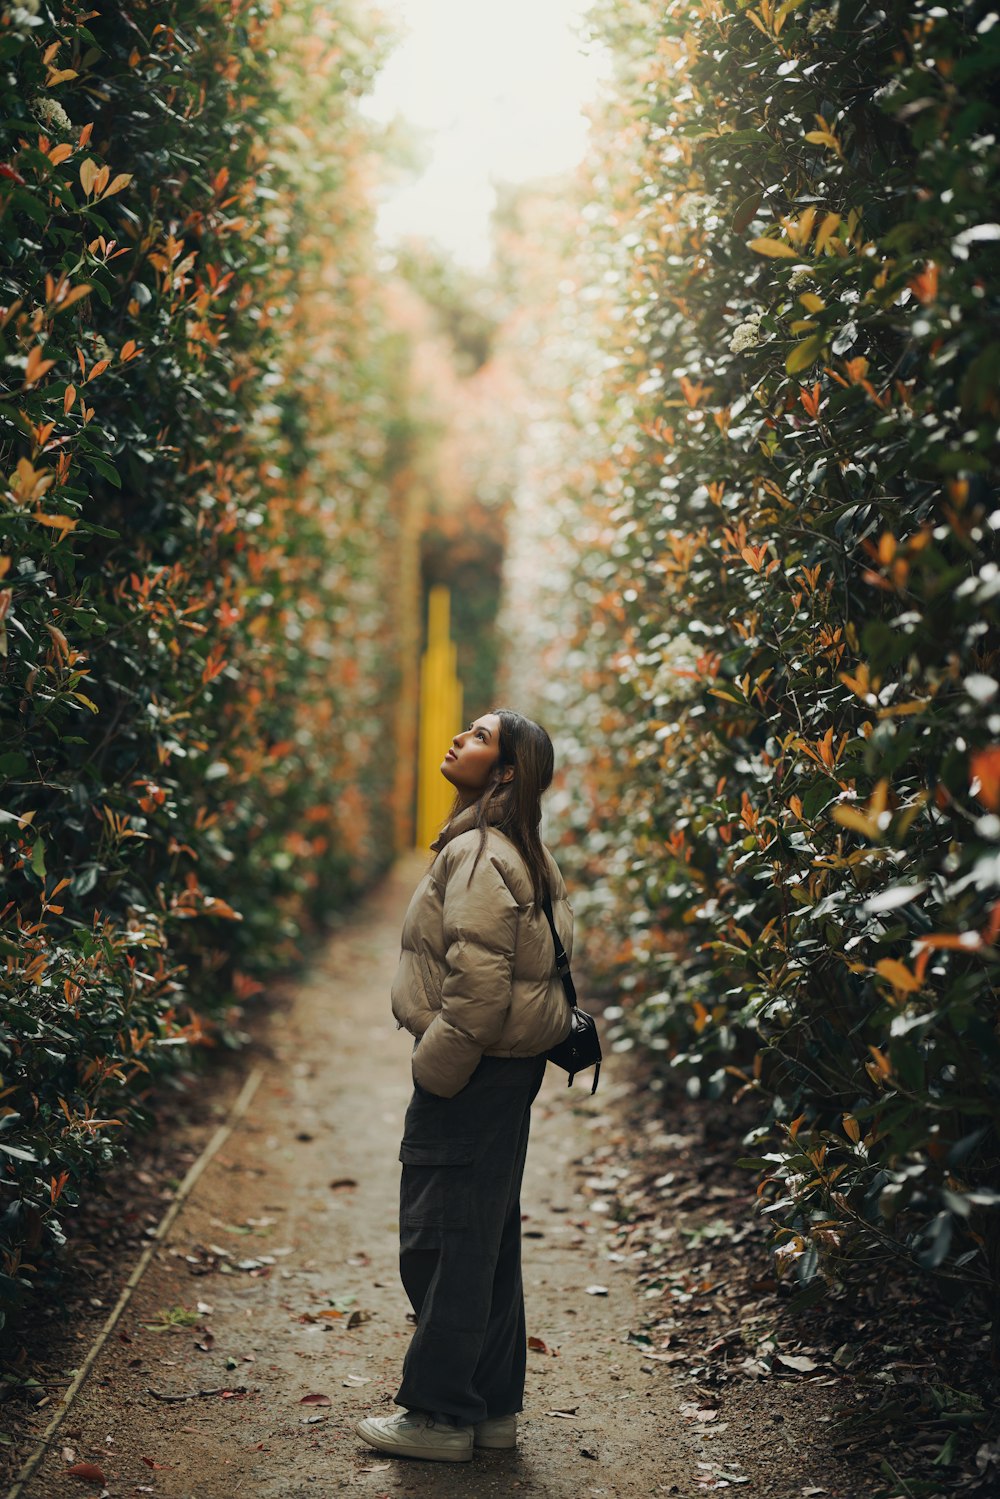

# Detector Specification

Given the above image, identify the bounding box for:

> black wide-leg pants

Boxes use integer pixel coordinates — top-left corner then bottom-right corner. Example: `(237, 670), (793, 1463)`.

(394, 1053), (548, 1425)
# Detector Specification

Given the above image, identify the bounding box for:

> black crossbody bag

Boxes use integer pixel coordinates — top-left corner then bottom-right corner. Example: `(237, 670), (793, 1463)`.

(542, 892), (602, 1093)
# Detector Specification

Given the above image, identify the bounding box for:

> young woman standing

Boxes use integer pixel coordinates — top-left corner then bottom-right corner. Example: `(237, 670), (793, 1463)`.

(356, 709), (573, 1464)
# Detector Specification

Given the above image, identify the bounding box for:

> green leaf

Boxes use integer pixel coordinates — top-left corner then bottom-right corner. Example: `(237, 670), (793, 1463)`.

(786, 333), (826, 374)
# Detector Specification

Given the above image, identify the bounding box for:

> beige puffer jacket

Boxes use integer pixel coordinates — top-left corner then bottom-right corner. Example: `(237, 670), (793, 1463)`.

(391, 807), (573, 1098)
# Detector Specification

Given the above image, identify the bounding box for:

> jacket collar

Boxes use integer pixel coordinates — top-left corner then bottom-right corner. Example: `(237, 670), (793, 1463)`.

(431, 798), (504, 853)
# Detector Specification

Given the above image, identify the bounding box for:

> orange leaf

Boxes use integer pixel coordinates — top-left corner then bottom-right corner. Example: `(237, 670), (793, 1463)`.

(66, 1462), (105, 1482)
(100, 171), (133, 199)
(971, 747), (1000, 811)
(875, 959), (921, 994)
(78, 158), (100, 196)
(86, 358), (110, 382)
(47, 142), (73, 166)
(24, 346), (56, 385)
(35, 513), (78, 531)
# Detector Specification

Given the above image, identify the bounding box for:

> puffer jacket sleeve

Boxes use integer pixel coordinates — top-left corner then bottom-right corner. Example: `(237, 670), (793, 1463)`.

(411, 837), (519, 1098)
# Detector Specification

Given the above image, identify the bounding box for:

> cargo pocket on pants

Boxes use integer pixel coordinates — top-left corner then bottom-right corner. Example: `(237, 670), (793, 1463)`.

(399, 1138), (475, 1229)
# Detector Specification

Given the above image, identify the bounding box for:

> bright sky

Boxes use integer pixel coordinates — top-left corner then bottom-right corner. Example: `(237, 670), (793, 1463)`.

(362, 0), (607, 266)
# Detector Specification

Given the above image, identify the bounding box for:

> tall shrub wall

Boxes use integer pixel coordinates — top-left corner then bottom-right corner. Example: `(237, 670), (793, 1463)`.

(0, 0), (399, 1319)
(565, 0), (1000, 1297)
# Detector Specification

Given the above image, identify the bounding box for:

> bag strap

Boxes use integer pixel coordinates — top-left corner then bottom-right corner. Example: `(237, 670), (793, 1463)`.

(542, 892), (578, 1009)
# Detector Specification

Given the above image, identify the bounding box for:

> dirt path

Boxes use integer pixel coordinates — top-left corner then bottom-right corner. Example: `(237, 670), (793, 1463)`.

(19, 858), (703, 1499)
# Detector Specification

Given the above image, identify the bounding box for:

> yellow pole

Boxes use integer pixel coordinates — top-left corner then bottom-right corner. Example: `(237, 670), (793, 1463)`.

(416, 587), (464, 849)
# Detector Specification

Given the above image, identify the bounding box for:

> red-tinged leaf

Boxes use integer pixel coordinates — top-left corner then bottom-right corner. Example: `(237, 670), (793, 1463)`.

(141, 1456), (171, 1469)
(66, 1461), (106, 1482)
(527, 1335), (552, 1354)
(299, 1392), (332, 1406)
(86, 358), (110, 382)
(0, 163), (26, 185)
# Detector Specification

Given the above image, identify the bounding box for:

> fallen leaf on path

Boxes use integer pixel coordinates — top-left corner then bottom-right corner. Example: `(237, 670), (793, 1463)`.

(776, 1354), (820, 1373)
(66, 1461), (105, 1482)
(347, 1252), (370, 1267)
(302, 1415), (328, 1425)
(585, 1284), (608, 1296)
(680, 1403), (719, 1422)
(545, 1408), (578, 1418)
(581, 1447), (599, 1460)
(195, 1329), (215, 1352)
(347, 1309), (373, 1328)
(528, 1336), (557, 1355)
(358, 1464), (390, 1473)
(342, 1374), (372, 1387)
(299, 1392), (333, 1406)
(141, 1457), (172, 1469)
(330, 1178), (357, 1190)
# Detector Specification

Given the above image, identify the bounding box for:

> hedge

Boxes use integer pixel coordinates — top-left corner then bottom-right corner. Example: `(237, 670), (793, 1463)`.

(0, 0), (399, 1323)
(528, 0), (1000, 1303)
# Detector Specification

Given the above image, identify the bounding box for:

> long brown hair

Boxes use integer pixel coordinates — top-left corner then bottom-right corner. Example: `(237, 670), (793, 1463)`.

(447, 709), (555, 910)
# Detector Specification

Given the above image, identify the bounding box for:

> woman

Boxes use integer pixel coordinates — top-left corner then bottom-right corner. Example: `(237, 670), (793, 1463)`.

(356, 709), (573, 1464)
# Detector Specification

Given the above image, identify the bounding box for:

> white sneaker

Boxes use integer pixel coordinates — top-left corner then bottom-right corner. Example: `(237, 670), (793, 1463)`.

(355, 1409), (474, 1463)
(474, 1413), (517, 1449)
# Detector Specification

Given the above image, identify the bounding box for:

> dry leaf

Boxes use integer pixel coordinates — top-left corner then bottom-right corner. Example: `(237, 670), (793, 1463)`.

(66, 1461), (105, 1482)
(299, 1392), (332, 1406)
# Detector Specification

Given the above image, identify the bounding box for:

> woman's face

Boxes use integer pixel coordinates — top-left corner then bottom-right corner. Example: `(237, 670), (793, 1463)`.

(442, 713), (504, 805)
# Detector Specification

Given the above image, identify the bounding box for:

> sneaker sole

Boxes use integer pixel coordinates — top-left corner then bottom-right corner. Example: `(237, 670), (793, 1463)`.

(474, 1436), (517, 1450)
(355, 1421), (473, 1463)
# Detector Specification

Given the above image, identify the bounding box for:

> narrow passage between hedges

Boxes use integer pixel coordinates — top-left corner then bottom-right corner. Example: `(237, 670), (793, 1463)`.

(17, 869), (881, 1499)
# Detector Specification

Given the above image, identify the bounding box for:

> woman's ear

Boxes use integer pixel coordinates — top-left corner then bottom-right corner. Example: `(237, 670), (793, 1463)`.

(499, 766), (515, 784)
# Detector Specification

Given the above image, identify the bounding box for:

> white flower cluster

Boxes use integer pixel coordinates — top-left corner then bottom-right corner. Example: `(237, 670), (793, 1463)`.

(788, 266), (814, 291)
(806, 7), (837, 34)
(641, 632), (704, 705)
(31, 96), (73, 136)
(3, 0), (41, 33)
(729, 311), (763, 354)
